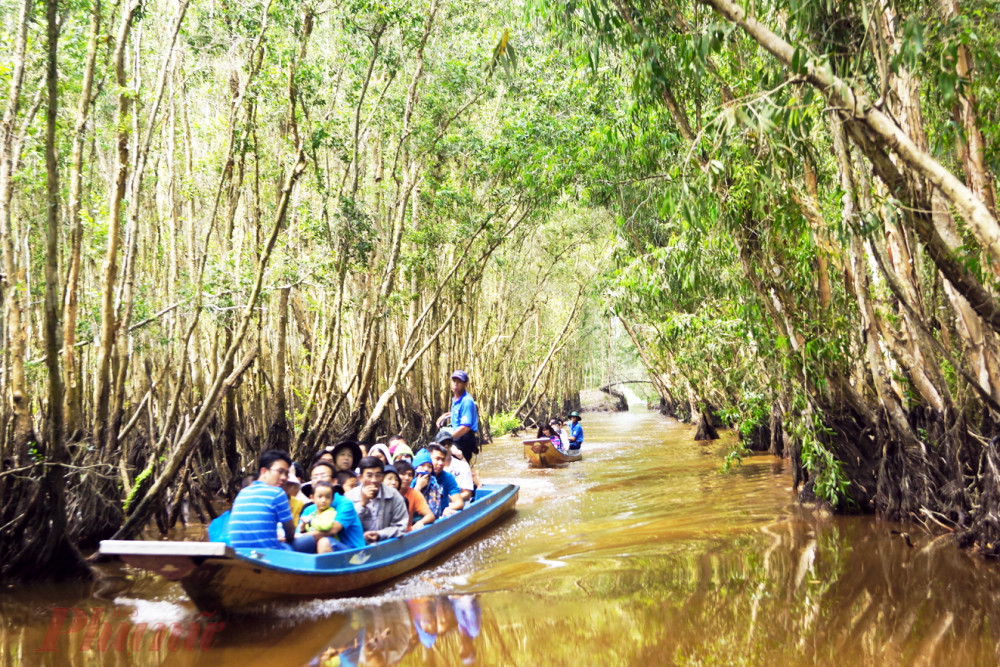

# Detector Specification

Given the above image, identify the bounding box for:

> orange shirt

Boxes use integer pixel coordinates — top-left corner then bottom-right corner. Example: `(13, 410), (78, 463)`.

(402, 487), (432, 531)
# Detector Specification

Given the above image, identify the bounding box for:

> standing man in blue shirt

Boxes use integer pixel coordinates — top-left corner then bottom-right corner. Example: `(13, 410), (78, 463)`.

(567, 412), (584, 452)
(437, 370), (480, 461)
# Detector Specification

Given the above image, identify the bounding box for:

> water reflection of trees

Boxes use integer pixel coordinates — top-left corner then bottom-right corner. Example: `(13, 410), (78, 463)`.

(311, 595), (481, 666)
(453, 511), (1000, 665)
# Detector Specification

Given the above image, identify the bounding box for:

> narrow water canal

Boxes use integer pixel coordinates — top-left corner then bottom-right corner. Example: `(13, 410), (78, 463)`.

(5, 409), (1000, 665)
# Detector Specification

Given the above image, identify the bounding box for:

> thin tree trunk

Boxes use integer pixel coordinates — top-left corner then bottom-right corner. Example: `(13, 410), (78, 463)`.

(94, 0), (141, 458)
(62, 0), (101, 439)
(0, 0), (36, 457)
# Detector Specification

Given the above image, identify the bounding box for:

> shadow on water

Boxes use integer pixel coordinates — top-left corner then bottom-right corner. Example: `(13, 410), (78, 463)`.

(5, 409), (1000, 665)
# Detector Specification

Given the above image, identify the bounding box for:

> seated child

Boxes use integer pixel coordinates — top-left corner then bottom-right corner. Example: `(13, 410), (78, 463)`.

(294, 481), (342, 553)
(298, 473), (367, 549)
(336, 469), (359, 493)
(411, 449), (447, 518)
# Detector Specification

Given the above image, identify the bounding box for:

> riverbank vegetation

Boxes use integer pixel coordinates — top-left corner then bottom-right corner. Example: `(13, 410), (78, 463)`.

(0, 0), (612, 581)
(6, 0), (1000, 581)
(538, 0), (1000, 555)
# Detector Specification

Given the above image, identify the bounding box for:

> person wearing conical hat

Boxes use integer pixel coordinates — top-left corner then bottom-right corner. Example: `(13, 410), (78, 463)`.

(567, 411), (583, 452)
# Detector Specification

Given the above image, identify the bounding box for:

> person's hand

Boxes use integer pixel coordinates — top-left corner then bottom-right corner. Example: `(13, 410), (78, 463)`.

(413, 473), (429, 491)
(436, 413), (449, 428)
(364, 531), (380, 543)
(443, 507), (459, 517)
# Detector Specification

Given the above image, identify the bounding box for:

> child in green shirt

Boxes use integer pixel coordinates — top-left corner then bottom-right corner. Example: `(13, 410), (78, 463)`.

(294, 481), (340, 553)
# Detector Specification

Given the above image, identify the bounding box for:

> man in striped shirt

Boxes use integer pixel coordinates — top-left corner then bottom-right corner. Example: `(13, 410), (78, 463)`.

(228, 450), (295, 549)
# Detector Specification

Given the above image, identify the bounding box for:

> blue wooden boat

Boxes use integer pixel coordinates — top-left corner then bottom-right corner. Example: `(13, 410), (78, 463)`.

(100, 483), (518, 613)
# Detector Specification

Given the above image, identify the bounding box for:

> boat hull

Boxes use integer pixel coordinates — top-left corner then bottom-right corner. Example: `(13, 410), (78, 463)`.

(523, 438), (583, 467)
(101, 483), (518, 613)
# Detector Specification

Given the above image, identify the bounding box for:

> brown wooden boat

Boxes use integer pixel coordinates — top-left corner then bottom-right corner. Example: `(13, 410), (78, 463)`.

(523, 437), (583, 467)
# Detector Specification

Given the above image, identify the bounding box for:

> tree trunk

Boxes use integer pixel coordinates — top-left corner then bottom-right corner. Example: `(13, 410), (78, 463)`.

(0, 0), (36, 457)
(93, 0), (141, 458)
(62, 0), (101, 439)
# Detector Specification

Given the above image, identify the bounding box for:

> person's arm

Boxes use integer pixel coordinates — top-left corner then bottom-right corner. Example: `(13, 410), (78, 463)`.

(412, 492), (436, 529)
(311, 522), (342, 540)
(440, 472), (464, 515)
(282, 520), (295, 543)
(310, 512), (343, 539)
(451, 425), (471, 439)
(443, 492), (464, 516)
(436, 412), (451, 428)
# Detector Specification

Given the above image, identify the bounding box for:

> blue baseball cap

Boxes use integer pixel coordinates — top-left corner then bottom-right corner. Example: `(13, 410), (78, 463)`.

(451, 370), (469, 382)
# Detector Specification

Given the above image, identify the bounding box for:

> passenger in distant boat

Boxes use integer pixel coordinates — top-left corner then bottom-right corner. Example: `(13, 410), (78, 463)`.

(228, 449), (295, 550)
(537, 423), (566, 452)
(392, 443), (415, 464)
(567, 412), (584, 452)
(550, 418), (570, 450)
(436, 370), (480, 462)
(435, 430), (475, 503)
(331, 440), (362, 473)
(393, 460), (436, 531)
(414, 445), (464, 517)
(346, 456), (409, 543)
(294, 481), (345, 553)
(369, 443), (392, 466)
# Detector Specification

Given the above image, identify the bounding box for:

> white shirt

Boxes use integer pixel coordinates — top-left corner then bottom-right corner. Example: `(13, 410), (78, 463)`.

(446, 457), (475, 491)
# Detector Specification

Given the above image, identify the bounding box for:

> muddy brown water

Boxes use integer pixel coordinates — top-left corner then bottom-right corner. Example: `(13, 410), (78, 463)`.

(4, 409), (1000, 666)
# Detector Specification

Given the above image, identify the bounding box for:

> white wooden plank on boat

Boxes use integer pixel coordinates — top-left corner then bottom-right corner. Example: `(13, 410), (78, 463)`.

(99, 540), (229, 557)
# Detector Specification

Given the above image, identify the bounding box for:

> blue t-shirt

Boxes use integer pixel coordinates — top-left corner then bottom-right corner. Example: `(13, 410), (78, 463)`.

(300, 494), (365, 549)
(451, 392), (478, 433)
(569, 422), (584, 448)
(228, 481), (293, 549)
(436, 470), (461, 499)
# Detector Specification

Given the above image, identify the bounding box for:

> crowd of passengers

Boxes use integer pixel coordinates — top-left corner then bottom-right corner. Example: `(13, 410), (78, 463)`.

(227, 430), (479, 553)
(535, 412), (584, 454)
